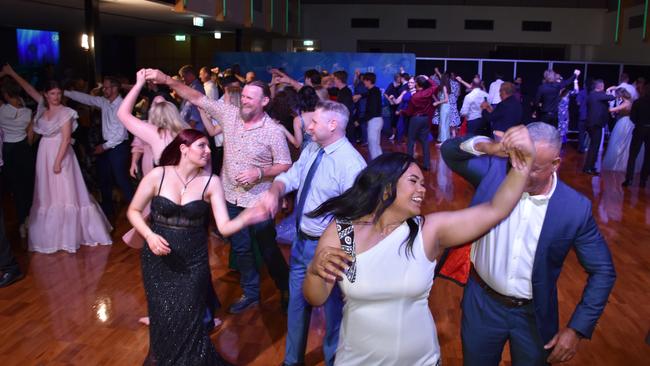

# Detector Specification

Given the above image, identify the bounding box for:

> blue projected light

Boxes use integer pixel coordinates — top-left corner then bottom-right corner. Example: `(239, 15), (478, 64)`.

(16, 28), (60, 66)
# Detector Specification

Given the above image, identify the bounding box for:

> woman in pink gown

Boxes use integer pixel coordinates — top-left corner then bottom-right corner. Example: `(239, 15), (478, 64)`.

(118, 69), (188, 248)
(2, 64), (112, 253)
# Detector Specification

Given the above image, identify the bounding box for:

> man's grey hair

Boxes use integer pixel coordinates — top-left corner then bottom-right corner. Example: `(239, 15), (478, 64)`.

(316, 100), (349, 129)
(527, 122), (561, 153)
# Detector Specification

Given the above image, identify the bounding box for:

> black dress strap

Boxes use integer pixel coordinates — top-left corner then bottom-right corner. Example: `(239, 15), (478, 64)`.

(335, 218), (357, 283)
(157, 166), (166, 196)
(201, 174), (213, 200)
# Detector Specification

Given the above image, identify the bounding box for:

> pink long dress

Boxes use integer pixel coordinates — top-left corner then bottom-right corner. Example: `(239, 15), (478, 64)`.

(121, 131), (175, 248)
(28, 103), (112, 253)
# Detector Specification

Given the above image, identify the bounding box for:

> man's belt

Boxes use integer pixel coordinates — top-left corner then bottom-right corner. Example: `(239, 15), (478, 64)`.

(470, 267), (532, 308)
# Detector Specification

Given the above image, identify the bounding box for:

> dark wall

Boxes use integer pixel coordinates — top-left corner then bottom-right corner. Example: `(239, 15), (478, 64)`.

(1, 27), (136, 85)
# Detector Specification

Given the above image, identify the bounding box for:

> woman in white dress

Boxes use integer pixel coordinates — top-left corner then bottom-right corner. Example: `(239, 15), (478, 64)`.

(602, 87), (643, 172)
(2, 64), (111, 253)
(303, 126), (535, 366)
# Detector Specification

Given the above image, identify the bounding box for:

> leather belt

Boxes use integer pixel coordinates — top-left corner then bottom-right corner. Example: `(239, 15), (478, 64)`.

(297, 230), (320, 241)
(470, 267), (532, 308)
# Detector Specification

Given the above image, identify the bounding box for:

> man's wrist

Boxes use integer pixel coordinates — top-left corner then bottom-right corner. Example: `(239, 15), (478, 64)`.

(570, 327), (586, 339)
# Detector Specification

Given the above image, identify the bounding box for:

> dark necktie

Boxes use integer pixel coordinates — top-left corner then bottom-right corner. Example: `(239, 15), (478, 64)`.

(295, 148), (325, 233)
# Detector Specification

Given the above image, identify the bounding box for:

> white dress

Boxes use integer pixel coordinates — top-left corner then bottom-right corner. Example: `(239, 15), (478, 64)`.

(335, 220), (441, 366)
(602, 115), (643, 172)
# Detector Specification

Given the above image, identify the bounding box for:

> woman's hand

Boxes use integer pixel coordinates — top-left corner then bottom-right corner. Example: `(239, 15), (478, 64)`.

(129, 162), (139, 178)
(1, 63), (16, 77)
(308, 246), (353, 282)
(135, 69), (147, 87)
(53, 161), (62, 174)
(500, 125), (535, 172)
(146, 232), (171, 256)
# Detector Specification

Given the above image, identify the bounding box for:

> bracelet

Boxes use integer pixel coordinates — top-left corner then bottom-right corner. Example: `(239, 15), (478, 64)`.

(257, 167), (263, 181)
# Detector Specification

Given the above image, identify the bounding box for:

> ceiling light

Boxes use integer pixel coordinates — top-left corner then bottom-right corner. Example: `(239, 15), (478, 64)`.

(81, 34), (89, 50)
(193, 16), (204, 27)
(214, 32), (222, 39)
(175, 34), (186, 42)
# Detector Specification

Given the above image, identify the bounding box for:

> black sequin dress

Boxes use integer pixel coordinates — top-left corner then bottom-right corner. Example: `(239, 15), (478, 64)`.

(142, 170), (230, 366)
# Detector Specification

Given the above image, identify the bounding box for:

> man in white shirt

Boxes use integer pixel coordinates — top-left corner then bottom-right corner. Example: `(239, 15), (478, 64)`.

(64, 77), (133, 219)
(258, 101), (367, 366)
(440, 123), (615, 366)
(487, 73), (504, 106)
(0, 129), (24, 287)
(199, 66), (219, 101)
(459, 79), (489, 135)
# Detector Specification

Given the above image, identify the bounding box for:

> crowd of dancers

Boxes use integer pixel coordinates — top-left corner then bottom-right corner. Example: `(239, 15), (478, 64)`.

(2, 58), (647, 365)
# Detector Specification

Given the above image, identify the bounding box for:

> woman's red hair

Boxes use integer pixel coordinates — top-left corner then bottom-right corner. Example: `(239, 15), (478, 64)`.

(158, 128), (208, 166)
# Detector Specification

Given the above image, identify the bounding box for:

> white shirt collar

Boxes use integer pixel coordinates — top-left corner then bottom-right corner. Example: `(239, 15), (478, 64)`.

(522, 172), (557, 204)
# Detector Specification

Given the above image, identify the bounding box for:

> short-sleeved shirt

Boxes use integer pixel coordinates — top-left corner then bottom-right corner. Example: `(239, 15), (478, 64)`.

(199, 96), (292, 207)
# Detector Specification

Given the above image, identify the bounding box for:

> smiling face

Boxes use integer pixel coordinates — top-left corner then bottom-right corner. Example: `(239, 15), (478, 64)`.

(306, 108), (335, 145)
(239, 84), (268, 122)
(392, 163), (427, 217)
(181, 137), (211, 167)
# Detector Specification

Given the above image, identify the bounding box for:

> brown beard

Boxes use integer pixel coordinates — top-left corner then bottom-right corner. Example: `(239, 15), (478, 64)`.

(239, 106), (256, 122)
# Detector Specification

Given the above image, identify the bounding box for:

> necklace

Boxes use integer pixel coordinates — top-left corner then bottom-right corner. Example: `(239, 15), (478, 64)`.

(173, 167), (200, 196)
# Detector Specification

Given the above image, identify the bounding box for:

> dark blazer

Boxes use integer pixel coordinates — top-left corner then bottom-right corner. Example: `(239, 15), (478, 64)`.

(440, 137), (616, 343)
(482, 95), (523, 133)
(586, 91), (615, 128)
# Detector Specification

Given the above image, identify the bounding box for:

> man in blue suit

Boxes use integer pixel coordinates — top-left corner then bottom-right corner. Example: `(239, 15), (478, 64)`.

(440, 122), (616, 366)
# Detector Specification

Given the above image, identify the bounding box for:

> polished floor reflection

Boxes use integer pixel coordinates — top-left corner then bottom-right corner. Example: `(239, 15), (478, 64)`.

(0, 140), (648, 365)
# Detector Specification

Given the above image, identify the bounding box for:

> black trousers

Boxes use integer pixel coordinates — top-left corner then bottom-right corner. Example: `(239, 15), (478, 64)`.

(540, 112), (559, 128)
(577, 119), (588, 152)
(96, 141), (134, 218)
(1, 138), (35, 225)
(0, 177), (19, 273)
(584, 125), (603, 171)
(407, 116), (431, 170)
(625, 126), (650, 182)
(467, 117), (490, 136)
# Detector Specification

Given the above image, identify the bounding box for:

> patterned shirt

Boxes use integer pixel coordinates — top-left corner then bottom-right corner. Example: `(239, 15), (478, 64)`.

(199, 96), (291, 207)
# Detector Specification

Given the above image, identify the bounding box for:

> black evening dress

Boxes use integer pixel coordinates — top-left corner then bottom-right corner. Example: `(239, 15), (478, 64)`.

(142, 169), (230, 366)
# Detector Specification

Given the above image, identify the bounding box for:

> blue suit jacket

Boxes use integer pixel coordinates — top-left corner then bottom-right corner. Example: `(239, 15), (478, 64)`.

(440, 137), (616, 343)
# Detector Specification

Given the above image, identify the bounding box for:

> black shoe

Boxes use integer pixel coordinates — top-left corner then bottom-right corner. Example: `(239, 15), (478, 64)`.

(622, 179), (632, 187)
(0, 270), (24, 288)
(281, 290), (289, 314)
(583, 168), (600, 176)
(228, 295), (259, 314)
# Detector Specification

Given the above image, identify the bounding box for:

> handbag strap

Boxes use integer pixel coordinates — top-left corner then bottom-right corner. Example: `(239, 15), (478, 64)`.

(335, 218), (357, 283)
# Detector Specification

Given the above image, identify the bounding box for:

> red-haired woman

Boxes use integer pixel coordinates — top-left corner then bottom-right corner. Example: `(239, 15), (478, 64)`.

(127, 129), (264, 365)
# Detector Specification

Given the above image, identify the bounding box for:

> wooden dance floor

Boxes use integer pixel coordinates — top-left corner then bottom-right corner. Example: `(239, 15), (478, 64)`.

(1, 139), (648, 365)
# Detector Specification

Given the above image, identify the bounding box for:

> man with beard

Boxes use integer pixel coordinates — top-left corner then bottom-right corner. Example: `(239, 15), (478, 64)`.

(146, 69), (292, 313)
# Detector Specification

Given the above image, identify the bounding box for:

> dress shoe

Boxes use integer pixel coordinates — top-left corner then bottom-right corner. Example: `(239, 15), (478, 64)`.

(228, 295), (259, 314)
(583, 168), (600, 176)
(0, 270), (24, 288)
(622, 179), (632, 187)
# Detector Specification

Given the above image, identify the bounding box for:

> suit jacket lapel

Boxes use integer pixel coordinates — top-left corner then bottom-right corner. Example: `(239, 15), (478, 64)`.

(532, 182), (566, 277)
